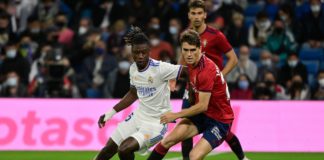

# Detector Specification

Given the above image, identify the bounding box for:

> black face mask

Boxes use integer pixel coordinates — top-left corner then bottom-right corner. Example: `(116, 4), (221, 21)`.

(265, 80), (275, 87)
(274, 27), (284, 34)
(55, 22), (66, 29)
(292, 81), (303, 90)
(0, 27), (7, 33)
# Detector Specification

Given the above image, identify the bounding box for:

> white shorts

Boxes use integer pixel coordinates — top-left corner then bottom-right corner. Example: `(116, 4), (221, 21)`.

(111, 112), (167, 154)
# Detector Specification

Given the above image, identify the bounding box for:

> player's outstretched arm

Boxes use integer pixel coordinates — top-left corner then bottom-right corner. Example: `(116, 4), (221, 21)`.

(160, 91), (210, 124)
(222, 49), (238, 76)
(98, 86), (138, 128)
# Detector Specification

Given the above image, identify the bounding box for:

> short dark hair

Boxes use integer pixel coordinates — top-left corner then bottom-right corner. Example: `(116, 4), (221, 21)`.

(180, 30), (201, 47)
(124, 26), (150, 46)
(188, 0), (206, 12)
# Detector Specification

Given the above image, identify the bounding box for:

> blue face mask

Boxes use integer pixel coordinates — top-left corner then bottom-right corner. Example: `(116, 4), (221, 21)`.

(95, 47), (105, 55)
(238, 80), (249, 90)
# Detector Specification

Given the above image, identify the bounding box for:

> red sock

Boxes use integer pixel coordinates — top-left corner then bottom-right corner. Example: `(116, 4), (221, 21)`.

(154, 142), (169, 155)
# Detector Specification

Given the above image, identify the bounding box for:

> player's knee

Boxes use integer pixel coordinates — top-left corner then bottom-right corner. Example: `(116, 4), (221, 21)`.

(118, 144), (134, 155)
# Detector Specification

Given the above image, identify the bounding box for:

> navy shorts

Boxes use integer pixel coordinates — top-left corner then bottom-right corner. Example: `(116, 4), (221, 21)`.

(188, 114), (230, 149)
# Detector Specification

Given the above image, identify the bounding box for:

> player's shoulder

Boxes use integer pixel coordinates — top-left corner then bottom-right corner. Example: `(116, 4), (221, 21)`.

(202, 56), (217, 72)
(149, 59), (161, 67)
(205, 26), (219, 35)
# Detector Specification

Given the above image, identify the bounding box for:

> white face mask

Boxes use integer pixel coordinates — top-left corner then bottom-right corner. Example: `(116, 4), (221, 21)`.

(118, 61), (130, 71)
(169, 26), (178, 35)
(223, 0), (233, 5)
(78, 26), (87, 35)
(150, 38), (160, 46)
(288, 60), (298, 68)
(261, 59), (272, 67)
(6, 49), (17, 59)
(239, 55), (249, 61)
(311, 5), (321, 13)
(151, 24), (160, 30)
(6, 77), (18, 87)
(31, 28), (40, 34)
(319, 78), (324, 87)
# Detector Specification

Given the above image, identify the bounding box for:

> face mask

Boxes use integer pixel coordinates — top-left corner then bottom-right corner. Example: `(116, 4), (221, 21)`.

(31, 28), (40, 34)
(238, 80), (249, 90)
(261, 59), (272, 67)
(169, 26), (178, 35)
(150, 38), (160, 46)
(311, 5), (321, 13)
(258, 20), (270, 29)
(78, 26), (87, 35)
(319, 79), (324, 87)
(265, 80), (274, 87)
(239, 55), (249, 61)
(95, 47), (105, 55)
(6, 49), (17, 59)
(274, 27), (284, 34)
(151, 24), (160, 30)
(118, 61), (131, 71)
(280, 15), (287, 21)
(288, 60), (298, 68)
(292, 81), (303, 89)
(223, 0), (233, 5)
(6, 77), (18, 87)
(56, 21), (66, 28)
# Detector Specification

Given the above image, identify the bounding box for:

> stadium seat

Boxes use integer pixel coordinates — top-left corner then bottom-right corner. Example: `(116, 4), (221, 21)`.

(244, 4), (264, 17)
(250, 47), (262, 61)
(244, 16), (255, 28)
(302, 60), (320, 75)
(299, 48), (324, 61)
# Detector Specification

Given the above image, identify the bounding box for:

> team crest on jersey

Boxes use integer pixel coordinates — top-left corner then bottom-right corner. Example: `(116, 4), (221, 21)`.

(202, 39), (208, 48)
(148, 76), (154, 84)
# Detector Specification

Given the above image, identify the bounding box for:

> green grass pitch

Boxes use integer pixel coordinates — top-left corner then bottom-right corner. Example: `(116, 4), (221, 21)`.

(1, 151), (324, 160)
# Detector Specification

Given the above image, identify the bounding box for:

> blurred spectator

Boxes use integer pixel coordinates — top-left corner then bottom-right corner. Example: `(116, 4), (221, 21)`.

(55, 12), (75, 47)
(265, 18), (297, 61)
(257, 50), (278, 81)
(253, 82), (274, 100)
(0, 10), (14, 46)
(226, 45), (258, 83)
(29, 44), (52, 83)
(0, 71), (27, 97)
(18, 34), (39, 63)
(109, 0), (130, 26)
(92, 0), (113, 29)
(128, 0), (150, 28)
(22, 16), (46, 44)
(151, 0), (177, 33)
(107, 19), (127, 57)
(15, 0), (38, 33)
(147, 17), (161, 31)
(105, 59), (130, 98)
(165, 18), (182, 54)
(287, 74), (310, 100)
(147, 28), (174, 61)
(248, 11), (272, 47)
(312, 70), (324, 100)
(79, 40), (117, 98)
(231, 74), (253, 100)
(299, 0), (324, 48)
(262, 71), (288, 100)
(214, 0), (243, 27)
(33, 0), (59, 23)
(224, 12), (248, 47)
(0, 41), (30, 85)
(278, 52), (308, 87)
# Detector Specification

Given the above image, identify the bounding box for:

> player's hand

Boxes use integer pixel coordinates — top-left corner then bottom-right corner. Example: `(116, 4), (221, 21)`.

(169, 79), (177, 92)
(160, 112), (178, 124)
(98, 114), (106, 128)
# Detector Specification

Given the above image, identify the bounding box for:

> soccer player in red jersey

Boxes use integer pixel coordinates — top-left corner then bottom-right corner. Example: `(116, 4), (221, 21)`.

(148, 30), (234, 160)
(171, 1), (248, 160)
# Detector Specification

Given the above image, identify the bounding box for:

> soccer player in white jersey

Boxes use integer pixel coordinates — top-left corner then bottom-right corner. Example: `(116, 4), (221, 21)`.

(94, 26), (183, 160)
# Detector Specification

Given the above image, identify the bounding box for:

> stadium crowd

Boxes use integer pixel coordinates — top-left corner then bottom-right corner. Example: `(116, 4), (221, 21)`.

(0, 0), (323, 100)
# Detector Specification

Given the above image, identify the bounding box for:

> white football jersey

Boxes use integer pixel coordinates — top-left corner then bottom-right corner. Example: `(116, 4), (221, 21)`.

(129, 59), (182, 119)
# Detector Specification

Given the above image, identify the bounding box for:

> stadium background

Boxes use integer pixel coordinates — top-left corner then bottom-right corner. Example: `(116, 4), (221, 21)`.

(0, 0), (324, 159)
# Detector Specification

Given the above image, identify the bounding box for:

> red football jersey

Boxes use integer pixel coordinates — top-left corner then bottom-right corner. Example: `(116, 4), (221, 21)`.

(189, 55), (234, 124)
(200, 26), (232, 70)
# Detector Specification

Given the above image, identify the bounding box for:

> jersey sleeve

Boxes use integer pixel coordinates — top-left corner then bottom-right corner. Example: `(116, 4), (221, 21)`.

(197, 64), (216, 92)
(216, 31), (232, 54)
(159, 61), (183, 81)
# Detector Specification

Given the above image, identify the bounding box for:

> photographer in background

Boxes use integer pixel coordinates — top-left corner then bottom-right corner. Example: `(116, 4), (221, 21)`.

(0, 71), (27, 97)
(28, 46), (75, 97)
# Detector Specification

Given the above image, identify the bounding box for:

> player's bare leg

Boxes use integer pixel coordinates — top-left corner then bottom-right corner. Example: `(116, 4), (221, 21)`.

(94, 138), (118, 160)
(118, 137), (140, 160)
(147, 118), (198, 160)
(225, 132), (249, 160)
(189, 138), (213, 160)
